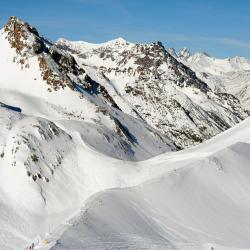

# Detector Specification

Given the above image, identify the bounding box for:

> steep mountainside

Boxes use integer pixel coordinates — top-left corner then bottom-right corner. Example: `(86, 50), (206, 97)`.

(0, 16), (250, 250)
(57, 38), (247, 149)
(0, 17), (175, 161)
(0, 17), (176, 249)
(175, 48), (250, 112)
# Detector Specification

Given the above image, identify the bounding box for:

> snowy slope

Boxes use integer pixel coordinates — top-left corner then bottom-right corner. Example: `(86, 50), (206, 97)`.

(0, 16), (250, 250)
(0, 106), (143, 249)
(0, 17), (175, 161)
(176, 48), (250, 111)
(0, 16), (178, 250)
(57, 38), (247, 149)
(0, 102), (171, 250)
(50, 117), (250, 250)
(0, 95), (173, 249)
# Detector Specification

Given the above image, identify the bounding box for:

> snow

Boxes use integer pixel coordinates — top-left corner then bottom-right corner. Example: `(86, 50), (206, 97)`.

(0, 24), (174, 161)
(57, 37), (247, 149)
(57, 37), (131, 51)
(1, 104), (248, 249)
(0, 19), (176, 249)
(178, 47), (192, 59)
(178, 50), (250, 110)
(0, 17), (250, 250)
(50, 117), (250, 250)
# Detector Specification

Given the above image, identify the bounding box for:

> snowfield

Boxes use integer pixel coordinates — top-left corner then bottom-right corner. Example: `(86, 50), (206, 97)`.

(1, 108), (250, 250)
(47, 117), (250, 250)
(0, 16), (250, 250)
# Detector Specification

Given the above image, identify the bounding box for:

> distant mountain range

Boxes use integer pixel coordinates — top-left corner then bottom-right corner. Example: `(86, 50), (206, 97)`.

(171, 47), (250, 112)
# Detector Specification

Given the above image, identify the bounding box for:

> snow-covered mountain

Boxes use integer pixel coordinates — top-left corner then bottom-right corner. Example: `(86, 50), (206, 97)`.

(0, 16), (178, 249)
(0, 16), (176, 161)
(57, 38), (247, 149)
(1, 16), (250, 250)
(174, 48), (250, 112)
(42, 117), (250, 250)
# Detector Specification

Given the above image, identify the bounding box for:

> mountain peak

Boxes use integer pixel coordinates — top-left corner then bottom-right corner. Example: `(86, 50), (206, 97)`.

(4, 16), (39, 37)
(3, 16), (47, 56)
(178, 47), (191, 59)
(105, 37), (130, 47)
(201, 51), (210, 57)
(6, 16), (20, 24)
(168, 47), (177, 58)
(113, 37), (127, 43)
(5, 16), (22, 25)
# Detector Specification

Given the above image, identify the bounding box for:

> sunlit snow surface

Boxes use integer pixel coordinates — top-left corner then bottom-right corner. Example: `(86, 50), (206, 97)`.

(1, 21), (250, 250)
(44, 118), (250, 250)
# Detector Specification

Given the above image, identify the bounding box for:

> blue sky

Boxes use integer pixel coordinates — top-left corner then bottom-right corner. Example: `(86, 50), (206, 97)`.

(1, 0), (250, 58)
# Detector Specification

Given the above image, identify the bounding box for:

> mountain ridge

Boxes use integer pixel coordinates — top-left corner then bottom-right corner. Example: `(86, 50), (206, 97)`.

(0, 16), (250, 250)
(174, 46), (250, 111)
(57, 36), (248, 148)
(0, 16), (175, 161)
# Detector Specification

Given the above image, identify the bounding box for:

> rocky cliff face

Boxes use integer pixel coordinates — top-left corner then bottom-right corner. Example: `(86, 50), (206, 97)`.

(57, 38), (247, 148)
